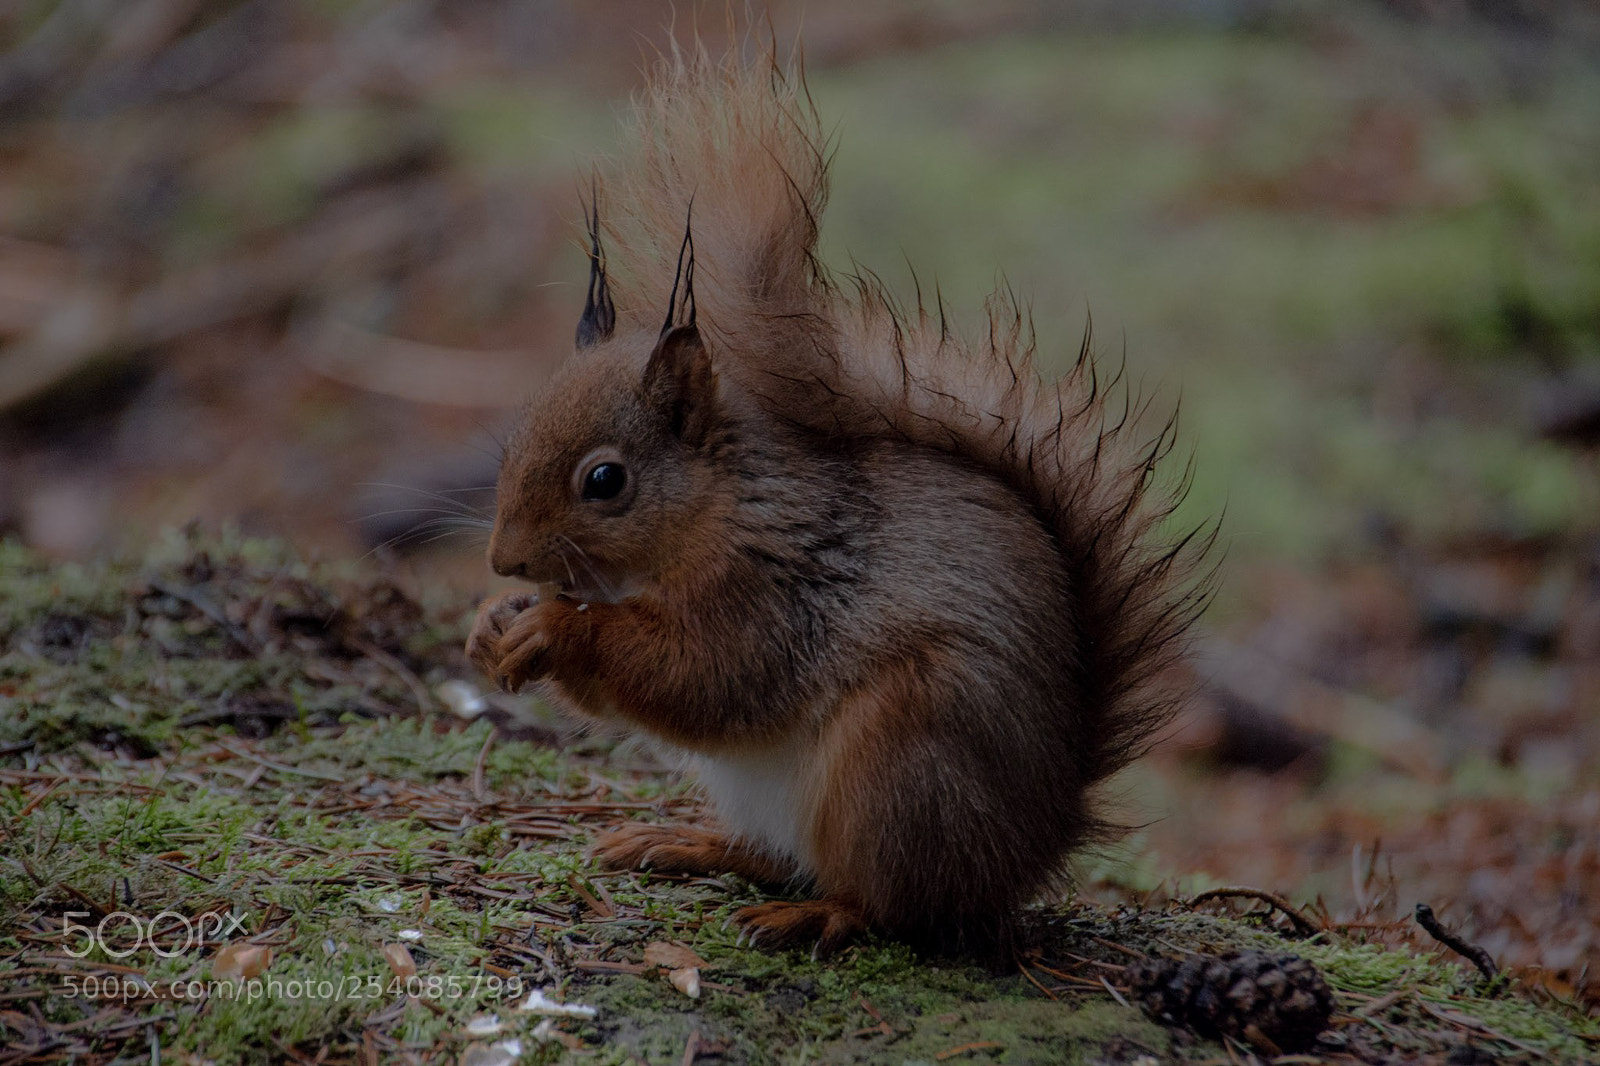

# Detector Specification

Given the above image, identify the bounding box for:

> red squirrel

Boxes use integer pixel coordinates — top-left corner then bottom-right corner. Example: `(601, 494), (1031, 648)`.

(466, 44), (1210, 954)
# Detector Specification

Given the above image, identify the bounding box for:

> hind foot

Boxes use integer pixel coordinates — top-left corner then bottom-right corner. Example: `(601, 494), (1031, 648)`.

(592, 822), (794, 884)
(733, 898), (865, 956)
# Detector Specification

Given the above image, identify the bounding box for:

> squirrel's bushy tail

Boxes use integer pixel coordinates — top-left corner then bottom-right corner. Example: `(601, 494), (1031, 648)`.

(602, 38), (831, 344)
(603, 41), (1213, 830)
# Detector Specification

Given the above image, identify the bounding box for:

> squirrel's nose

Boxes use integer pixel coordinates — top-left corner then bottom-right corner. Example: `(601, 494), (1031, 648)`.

(487, 539), (524, 579)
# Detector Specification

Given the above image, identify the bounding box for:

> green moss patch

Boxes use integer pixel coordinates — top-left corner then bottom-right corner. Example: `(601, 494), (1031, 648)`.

(2, 533), (1595, 1063)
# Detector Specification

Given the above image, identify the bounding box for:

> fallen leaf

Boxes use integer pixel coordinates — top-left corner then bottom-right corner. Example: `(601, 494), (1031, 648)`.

(520, 989), (597, 1017)
(644, 941), (707, 971)
(460, 1039), (522, 1066)
(382, 943), (416, 980)
(212, 943), (272, 980)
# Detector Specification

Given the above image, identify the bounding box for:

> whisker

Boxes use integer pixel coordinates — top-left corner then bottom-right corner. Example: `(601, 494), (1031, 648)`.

(408, 516), (494, 535)
(412, 528), (491, 549)
(558, 534), (620, 601)
(357, 506), (494, 528)
(357, 519), (492, 562)
(360, 532), (413, 563)
(356, 481), (496, 520)
(553, 542), (581, 591)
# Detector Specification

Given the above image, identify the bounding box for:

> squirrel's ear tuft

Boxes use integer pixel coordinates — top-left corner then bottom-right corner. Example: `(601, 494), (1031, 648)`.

(575, 182), (615, 350)
(643, 325), (717, 446)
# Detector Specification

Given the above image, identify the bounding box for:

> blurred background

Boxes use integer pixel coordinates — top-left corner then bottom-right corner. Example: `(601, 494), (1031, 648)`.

(1, 0), (1596, 1006)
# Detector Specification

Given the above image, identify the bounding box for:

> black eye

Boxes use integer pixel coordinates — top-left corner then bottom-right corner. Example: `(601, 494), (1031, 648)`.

(581, 462), (627, 501)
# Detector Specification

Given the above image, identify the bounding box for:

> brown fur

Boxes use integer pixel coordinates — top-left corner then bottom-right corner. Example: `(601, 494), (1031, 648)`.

(590, 823), (794, 886)
(468, 39), (1213, 956)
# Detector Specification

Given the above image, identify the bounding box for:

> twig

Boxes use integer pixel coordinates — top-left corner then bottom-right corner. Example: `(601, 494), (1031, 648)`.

(0, 769), (162, 789)
(214, 740), (347, 783)
(1416, 1000), (1545, 1059)
(147, 580), (258, 652)
(154, 859), (215, 884)
(570, 960), (646, 975)
(565, 874), (614, 919)
(1088, 936), (1148, 961)
(680, 1029), (700, 1066)
(1414, 903), (1498, 981)
(1061, 952), (1128, 972)
(60, 882), (109, 917)
(935, 1042), (1004, 1061)
(471, 728), (494, 802)
(1353, 988), (1410, 1016)
(1098, 974), (1131, 1009)
(18, 778), (63, 816)
(1188, 887), (1319, 937)
(1016, 962), (1058, 1001)
(346, 637), (435, 713)
(12, 855), (44, 886)
(857, 996), (896, 1035)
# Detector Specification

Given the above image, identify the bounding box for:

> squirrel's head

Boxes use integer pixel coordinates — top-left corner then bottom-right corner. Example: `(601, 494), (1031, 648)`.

(488, 325), (721, 601)
(488, 201), (723, 601)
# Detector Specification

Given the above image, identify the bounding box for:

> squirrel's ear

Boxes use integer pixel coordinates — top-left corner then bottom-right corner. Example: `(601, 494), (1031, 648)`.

(643, 325), (717, 446)
(575, 182), (615, 350)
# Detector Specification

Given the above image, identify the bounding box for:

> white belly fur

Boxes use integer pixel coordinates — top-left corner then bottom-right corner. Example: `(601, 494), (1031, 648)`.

(677, 736), (818, 873)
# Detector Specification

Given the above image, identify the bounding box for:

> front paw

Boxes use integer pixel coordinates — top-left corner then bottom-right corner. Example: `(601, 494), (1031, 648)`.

(494, 599), (574, 692)
(465, 591), (539, 681)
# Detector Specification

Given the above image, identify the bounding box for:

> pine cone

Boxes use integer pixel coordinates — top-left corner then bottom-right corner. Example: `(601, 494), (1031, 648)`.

(1127, 950), (1334, 1052)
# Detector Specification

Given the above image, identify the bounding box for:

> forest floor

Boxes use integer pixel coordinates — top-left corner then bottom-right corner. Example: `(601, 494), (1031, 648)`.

(1, 531), (1596, 1064)
(3, 2), (1600, 1063)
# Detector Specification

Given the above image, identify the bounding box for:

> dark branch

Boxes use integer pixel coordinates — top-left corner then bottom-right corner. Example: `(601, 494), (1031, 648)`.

(1414, 903), (1499, 981)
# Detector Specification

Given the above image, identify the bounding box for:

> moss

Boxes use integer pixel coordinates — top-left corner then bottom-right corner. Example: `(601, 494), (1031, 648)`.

(3, 533), (1596, 1063)
(577, 968), (1171, 1065)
